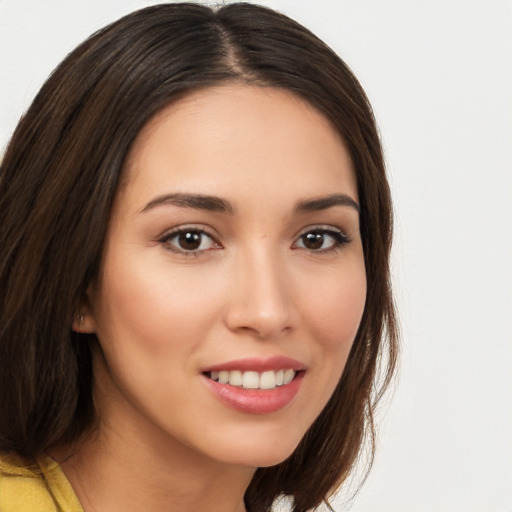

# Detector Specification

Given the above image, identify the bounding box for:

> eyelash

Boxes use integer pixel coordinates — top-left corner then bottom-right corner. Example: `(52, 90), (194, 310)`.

(293, 225), (351, 254)
(158, 225), (351, 256)
(158, 226), (221, 256)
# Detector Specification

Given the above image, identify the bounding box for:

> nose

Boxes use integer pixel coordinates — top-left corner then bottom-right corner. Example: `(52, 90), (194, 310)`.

(224, 246), (297, 339)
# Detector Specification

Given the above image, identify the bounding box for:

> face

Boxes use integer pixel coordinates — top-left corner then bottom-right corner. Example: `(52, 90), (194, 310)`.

(81, 85), (366, 469)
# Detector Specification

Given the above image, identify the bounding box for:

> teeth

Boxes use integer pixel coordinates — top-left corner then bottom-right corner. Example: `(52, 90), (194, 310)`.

(260, 371), (276, 389)
(283, 369), (295, 385)
(229, 370), (243, 386)
(242, 371), (259, 389)
(209, 369), (297, 389)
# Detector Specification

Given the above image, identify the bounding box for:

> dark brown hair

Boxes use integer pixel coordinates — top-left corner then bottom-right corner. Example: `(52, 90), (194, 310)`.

(0, 3), (397, 511)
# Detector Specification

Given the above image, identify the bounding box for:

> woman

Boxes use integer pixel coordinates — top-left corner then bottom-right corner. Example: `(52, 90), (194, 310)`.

(0, 3), (397, 511)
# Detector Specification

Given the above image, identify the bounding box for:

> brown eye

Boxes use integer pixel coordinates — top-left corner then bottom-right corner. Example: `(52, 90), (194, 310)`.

(162, 229), (218, 253)
(178, 231), (203, 251)
(293, 228), (350, 252)
(302, 232), (325, 250)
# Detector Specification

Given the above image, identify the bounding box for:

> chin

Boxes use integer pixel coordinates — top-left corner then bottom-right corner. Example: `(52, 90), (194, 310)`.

(207, 429), (303, 469)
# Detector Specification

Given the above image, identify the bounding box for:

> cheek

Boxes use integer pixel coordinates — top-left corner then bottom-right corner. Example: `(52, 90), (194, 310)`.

(302, 266), (366, 351)
(289, 260), (366, 436)
(297, 258), (367, 404)
(92, 253), (224, 363)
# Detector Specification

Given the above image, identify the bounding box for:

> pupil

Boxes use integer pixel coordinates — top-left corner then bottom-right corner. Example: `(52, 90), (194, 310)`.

(304, 232), (324, 250)
(179, 231), (201, 250)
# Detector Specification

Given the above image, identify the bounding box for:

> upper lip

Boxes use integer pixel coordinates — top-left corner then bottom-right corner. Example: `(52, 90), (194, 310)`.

(202, 356), (306, 373)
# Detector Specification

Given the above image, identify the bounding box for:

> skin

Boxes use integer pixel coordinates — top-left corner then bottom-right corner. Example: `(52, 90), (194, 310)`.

(62, 84), (367, 512)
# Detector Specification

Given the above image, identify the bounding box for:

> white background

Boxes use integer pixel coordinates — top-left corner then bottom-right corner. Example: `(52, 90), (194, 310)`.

(1, 1), (511, 511)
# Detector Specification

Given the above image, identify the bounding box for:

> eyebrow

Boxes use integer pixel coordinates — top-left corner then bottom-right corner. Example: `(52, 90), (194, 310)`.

(294, 194), (360, 214)
(140, 192), (359, 215)
(140, 193), (234, 214)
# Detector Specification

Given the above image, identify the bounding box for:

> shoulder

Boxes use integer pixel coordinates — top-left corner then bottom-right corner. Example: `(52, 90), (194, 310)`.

(0, 453), (83, 512)
(0, 453), (56, 512)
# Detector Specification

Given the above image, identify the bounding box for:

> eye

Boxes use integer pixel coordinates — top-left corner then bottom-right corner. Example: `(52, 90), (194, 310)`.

(293, 227), (350, 252)
(159, 228), (220, 254)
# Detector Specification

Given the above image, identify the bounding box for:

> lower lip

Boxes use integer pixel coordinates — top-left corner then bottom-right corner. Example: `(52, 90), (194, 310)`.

(202, 372), (304, 415)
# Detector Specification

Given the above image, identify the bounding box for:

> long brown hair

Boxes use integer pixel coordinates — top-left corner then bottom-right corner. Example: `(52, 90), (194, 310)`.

(0, 3), (398, 511)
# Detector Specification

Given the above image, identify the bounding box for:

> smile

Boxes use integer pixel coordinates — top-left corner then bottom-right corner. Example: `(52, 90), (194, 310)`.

(207, 369), (296, 390)
(201, 357), (305, 415)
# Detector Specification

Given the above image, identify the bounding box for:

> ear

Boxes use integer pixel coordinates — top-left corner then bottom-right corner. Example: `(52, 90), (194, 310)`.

(71, 285), (97, 334)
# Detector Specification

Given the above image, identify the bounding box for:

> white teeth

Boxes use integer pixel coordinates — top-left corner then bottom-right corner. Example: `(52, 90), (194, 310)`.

(209, 369), (297, 389)
(283, 369), (295, 385)
(228, 370), (243, 386)
(260, 371), (276, 389)
(242, 371), (260, 389)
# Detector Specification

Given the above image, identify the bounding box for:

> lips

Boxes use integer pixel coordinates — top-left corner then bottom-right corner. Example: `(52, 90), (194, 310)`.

(203, 356), (305, 373)
(201, 356), (305, 414)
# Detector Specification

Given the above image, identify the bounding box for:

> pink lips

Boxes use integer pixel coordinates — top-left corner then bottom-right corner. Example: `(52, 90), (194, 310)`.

(203, 356), (305, 373)
(201, 356), (306, 415)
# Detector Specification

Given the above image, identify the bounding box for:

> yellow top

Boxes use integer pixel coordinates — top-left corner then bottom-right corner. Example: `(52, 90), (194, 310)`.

(0, 453), (83, 512)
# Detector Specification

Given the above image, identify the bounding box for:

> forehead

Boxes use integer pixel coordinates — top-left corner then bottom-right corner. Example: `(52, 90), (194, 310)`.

(120, 84), (357, 211)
